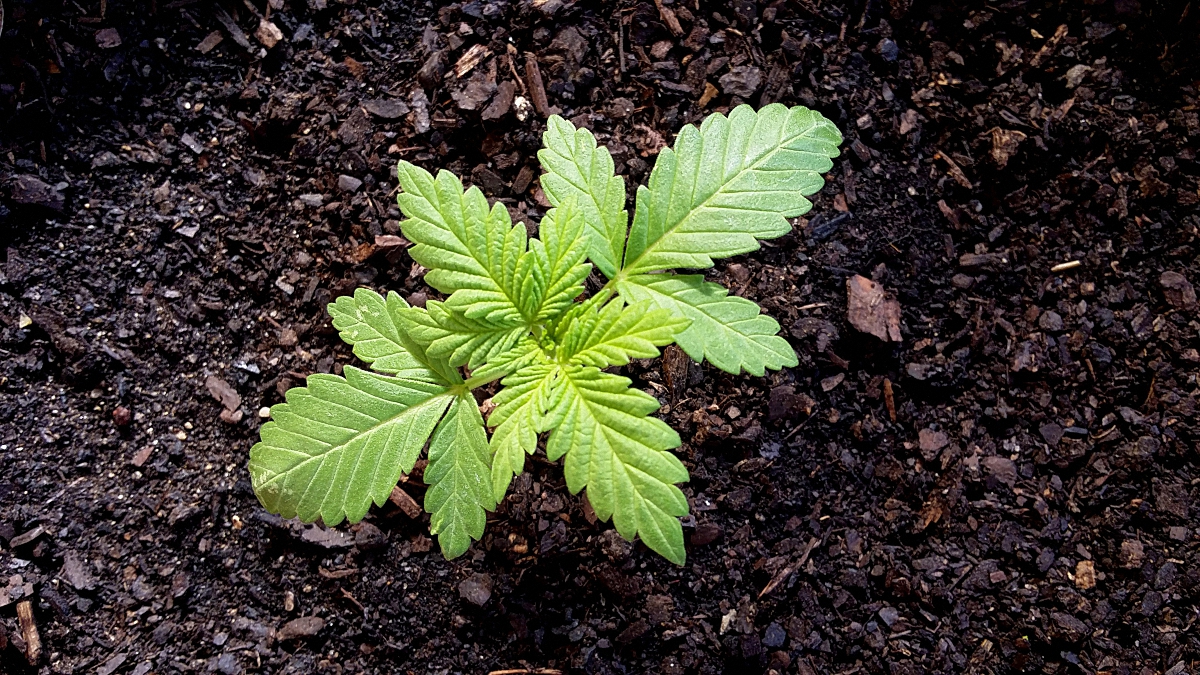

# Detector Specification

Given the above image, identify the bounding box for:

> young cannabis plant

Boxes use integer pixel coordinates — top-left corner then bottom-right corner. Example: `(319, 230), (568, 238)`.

(249, 104), (841, 564)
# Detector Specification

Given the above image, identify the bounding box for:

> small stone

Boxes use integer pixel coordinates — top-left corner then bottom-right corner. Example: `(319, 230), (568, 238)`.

(847, 275), (902, 342)
(878, 606), (900, 627)
(458, 573), (493, 606)
(981, 456), (1017, 487)
(9, 175), (65, 211)
(1160, 271), (1196, 308)
(216, 653), (240, 675)
(258, 407), (271, 418)
(337, 175), (363, 193)
(62, 551), (97, 591)
(762, 622), (787, 648)
(278, 616), (325, 640)
(298, 193), (324, 207)
(1040, 422), (1064, 447)
(1169, 526), (1189, 541)
(363, 99), (410, 119)
(354, 521), (386, 550)
(878, 38), (899, 61)
(718, 65), (762, 97)
(1121, 540), (1145, 568)
(95, 27), (122, 49)
(690, 522), (722, 546)
(255, 19), (283, 49)
(1038, 310), (1064, 332)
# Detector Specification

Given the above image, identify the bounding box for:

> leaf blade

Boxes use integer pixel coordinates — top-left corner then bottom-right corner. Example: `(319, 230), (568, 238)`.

(617, 273), (797, 376)
(249, 367), (452, 526)
(559, 299), (689, 369)
(622, 104), (841, 275)
(538, 115), (628, 278)
(425, 393), (496, 559)
(546, 365), (689, 564)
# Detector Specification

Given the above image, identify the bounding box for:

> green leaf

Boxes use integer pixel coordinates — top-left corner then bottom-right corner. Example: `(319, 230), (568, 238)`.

(530, 199), (592, 321)
(396, 161), (543, 324)
(487, 362), (560, 502)
(328, 288), (450, 381)
(249, 367), (453, 526)
(617, 274), (797, 376)
(558, 299), (689, 369)
(546, 365), (689, 565)
(622, 104), (841, 275)
(539, 115), (628, 279)
(396, 300), (527, 371)
(425, 393), (496, 559)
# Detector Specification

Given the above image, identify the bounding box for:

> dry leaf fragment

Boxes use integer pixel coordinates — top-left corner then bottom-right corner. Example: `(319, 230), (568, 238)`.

(988, 128), (1027, 168)
(1075, 560), (1096, 589)
(847, 275), (902, 342)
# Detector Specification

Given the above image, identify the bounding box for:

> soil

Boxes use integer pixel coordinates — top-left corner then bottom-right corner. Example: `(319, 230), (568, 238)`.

(2, 0), (1199, 673)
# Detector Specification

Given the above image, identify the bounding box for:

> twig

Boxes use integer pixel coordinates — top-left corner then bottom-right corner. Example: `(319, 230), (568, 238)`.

(523, 53), (550, 118)
(488, 670), (563, 675)
(883, 378), (896, 422)
(759, 537), (819, 598)
(796, 302), (828, 311)
(1050, 260), (1081, 272)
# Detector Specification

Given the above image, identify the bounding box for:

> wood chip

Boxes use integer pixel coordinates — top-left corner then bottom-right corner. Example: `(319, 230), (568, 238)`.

(524, 52), (550, 117)
(654, 0), (684, 36)
(18, 599), (41, 665)
(1075, 560), (1096, 589)
(389, 486), (422, 519)
(698, 81), (719, 107)
(1029, 24), (1068, 68)
(454, 44), (491, 79)
(934, 151), (973, 189)
(196, 31), (223, 54)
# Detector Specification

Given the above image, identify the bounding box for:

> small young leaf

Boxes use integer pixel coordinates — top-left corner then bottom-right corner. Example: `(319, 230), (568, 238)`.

(396, 161), (543, 324)
(622, 104), (841, 275)
(425, 393), (496, 559)
(546, 365), (689, 565)
(529, 199), (592, 321)
(538, 115), (628, 279)
(249, 367), (453, 525)
(487, 362), (559, 501)
(397, 300), (527, 371)
(328, 288), (449, 381)
(617, 273), (797, 376)
(558, 299), (689, 369)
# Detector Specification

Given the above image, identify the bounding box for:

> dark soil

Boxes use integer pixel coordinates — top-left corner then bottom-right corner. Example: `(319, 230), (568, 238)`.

(2, 0), (1199, 673)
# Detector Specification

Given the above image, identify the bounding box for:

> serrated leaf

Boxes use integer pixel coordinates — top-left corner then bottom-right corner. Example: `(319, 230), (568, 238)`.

(530, 198), (592, 320)
(546, 365), (689, 565)
(328, 288), (451, 382)
(622, 104), (841, 275)
(396, 161), (544, 324)
(539, 115), (628, 278)
(396, 300), (527, 371)
(468, 337), (547, 385)
(487, 363), (560, 502)
(425, 393), (495, 559)
(558, 299), (689, 369)
(617, 273), (797, 376)
(249, 367), (452, 526)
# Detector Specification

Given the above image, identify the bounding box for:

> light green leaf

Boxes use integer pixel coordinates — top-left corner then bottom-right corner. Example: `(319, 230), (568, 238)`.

(249, 367), (452, 526)
(546, 365), (689, 565)
(530, 198), (592, 321)
(468, 337), (546, 385)
(396, 161), (543, 324)
(396, 300), (527, 371)
(617, 274), (797, 376)
(328, 288), (451, 382)
(539, 115), (628, 279)
(558, 299), (690, 369)
(487, 362), (560, 502)
(425, 393), (495, 559)
(622, 103), (841, 275)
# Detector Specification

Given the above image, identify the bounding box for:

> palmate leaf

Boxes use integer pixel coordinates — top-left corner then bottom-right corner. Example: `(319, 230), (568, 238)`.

(622, 104), (841, 275)
(328, 288), (458, 383)
(249, 367), (452, 526)
(616, 273), (798, 377)
(545, 365), (690, 565)
(396, 161), (544, 324)
(557, 299), (689, 369)
(425, 393), (496, 559)
(539, 116), (628, 279)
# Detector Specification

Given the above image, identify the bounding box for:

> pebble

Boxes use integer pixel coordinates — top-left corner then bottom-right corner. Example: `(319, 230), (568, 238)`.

(337, 175), (363, 192)
(458, 573), (493, 606)
(278, 616), (325, 640)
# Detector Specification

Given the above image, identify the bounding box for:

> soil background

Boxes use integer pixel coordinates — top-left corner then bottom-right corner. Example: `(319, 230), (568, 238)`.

(2, 0), (1199, 673)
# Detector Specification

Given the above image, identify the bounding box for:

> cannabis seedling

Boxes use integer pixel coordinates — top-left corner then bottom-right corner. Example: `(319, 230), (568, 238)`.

(250, 104), (841, 564)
